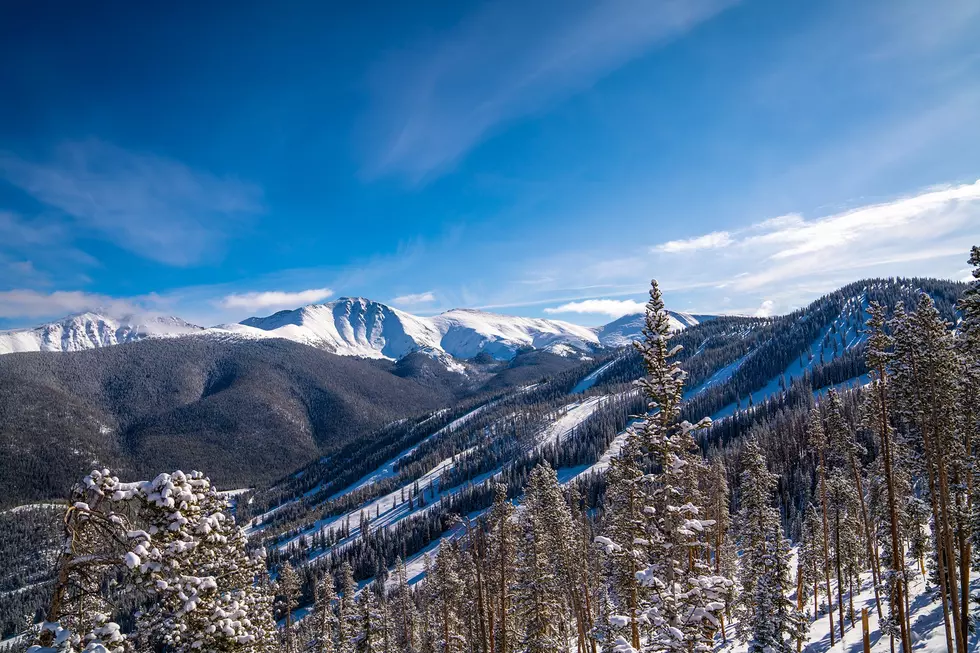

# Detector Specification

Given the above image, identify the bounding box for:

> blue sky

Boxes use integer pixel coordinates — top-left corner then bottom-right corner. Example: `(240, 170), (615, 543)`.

(1, 0), (979, 329)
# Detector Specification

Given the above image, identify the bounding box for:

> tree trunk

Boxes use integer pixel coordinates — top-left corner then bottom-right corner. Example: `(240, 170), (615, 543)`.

(874, 371), (912, 653)
(818, 444), (837, 646)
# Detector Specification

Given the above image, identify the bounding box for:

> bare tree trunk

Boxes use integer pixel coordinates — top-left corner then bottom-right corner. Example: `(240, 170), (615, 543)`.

(874, 371), (912, 653)
(818, 444), (838, 646)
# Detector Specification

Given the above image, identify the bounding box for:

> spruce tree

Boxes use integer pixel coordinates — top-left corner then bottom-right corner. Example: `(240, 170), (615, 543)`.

(515, 464), (567, 653)
(314, 573), (339, 653)
(338, 562), (358, 653)
(602, 279), (732, 652)
(735, 438), (808, 652)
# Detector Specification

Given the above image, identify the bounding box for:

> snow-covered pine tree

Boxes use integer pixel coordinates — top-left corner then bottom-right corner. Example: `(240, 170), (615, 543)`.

(515, 464), (567, 653)
(596, 433), (647, 652)
(392, 557), (417, 653)
(313, 573), (339, 653)
(431, 541), (465, 653)
(486, 483), (517, 653)
(953, 247), (979, 643)
(622, 279), (732, 652)
(735, 438), (781, 641)
(33, 469), (277, 653)
(356, 584), (382, 653)
(279, 562), (302, 653)
(735, 437), (808, 652)
(865, 300), (913, 652)
(337, 562), (359, 653)
(823, 389), (883, 618)
(826, 469), (862, 629)
(891, 296), (966, 653)
(799, 504), (824, 620)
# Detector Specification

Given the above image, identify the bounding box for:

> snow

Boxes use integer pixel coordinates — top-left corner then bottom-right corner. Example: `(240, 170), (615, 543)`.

(0, 297), (703, 362)
(572, 356), (622, 394)
(594, 311), (703, 348)
(0, 311), (205, 355)
(228, 298), (602, 361)
(247, 402), (497, 532)
(716, 545), (980, 653)
(710, 295), (871, 420)
(275, 396), (608, 563)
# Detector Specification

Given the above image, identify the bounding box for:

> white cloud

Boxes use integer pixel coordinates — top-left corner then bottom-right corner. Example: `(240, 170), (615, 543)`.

(544, 298), (645, 318)
(643, 180), (980, 299)
(220, 288), (333, 312)
(392, 291), (436, 305)
(365, 0), (736, 181)
(754, 300), (775, 317)
(0, 140), (263, 266)
(0, 289), (145, 319)
(654, 230), (733, 253)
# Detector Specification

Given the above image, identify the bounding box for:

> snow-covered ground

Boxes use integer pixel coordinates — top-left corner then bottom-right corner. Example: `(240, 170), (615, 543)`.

(718, 549), (979, 653)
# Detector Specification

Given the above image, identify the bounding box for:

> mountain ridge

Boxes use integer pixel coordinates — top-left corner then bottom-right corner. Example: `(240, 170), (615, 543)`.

(0, 297), (699, 360)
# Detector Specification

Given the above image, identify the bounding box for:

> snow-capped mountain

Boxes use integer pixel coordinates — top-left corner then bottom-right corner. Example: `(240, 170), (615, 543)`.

(593, 310), (702, 348)
(0, 298), (695, 360)
(232, 297), (600, 360)
(0, 312), (205, 355)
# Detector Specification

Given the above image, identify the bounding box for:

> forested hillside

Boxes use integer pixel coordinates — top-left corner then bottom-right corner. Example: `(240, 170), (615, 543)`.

(2, 263), (978, 653)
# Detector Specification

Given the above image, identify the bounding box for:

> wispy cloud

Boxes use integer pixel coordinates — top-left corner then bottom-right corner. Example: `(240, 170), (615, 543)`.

(640, 179), (980, 310)
(365, 0), (736, 181)
(391, 291), (436, 306)
(544, 298), (645, 318)
(0, 140), (263, 266)
(0, 289), (147, 320)
(219, 288), (333, 313)
(654, 230), (733, 253)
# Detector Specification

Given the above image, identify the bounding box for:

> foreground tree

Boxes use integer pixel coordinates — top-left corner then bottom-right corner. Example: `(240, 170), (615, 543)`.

(32, 469), (277, 653)
(598, 280), (732, 652)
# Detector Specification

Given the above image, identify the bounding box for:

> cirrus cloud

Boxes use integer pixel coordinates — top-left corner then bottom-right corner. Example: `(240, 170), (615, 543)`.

(654, 230), (733, 253)
(0, 139), (264, 267)
(392, 291), (436, 305)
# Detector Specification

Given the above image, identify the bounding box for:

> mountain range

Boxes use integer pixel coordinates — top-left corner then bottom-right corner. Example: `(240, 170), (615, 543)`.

(0, 297), (702, 360)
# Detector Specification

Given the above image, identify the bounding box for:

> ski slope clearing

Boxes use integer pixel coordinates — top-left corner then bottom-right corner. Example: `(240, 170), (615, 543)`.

(275, 395), (609, 563)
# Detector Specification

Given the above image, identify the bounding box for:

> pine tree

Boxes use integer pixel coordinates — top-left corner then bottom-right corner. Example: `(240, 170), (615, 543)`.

(799, 504), (824, 620)
(431, 541), (465, 653)
(313, 573), (339, 653)
(515, 464), (567, 653)
(34, 469), (277, 653)
(279, 562), (302, 653)
(338, 562), (358, 653)
(807, 409), (838, 646)
(735, 438), (808, 652)
(606, 279), (732, 652)
(486, 483), (517, 653)
(891, 296), (966, 653)
(823, 388), (883, 618)
(356, 584), (382, 653)
(596, 434), (647, 651)
(392, 557), (417, 653)
(735, 438), (781, 641)
(865, 300), (913, 652)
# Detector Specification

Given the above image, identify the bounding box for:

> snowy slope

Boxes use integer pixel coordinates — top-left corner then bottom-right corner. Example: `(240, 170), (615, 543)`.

(235, 298), (443, 359)
(595, 310), (703, 347)
(0, 298), (700, 361)
(0, 312), (205, 355)
(235, 298), (600, 361)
